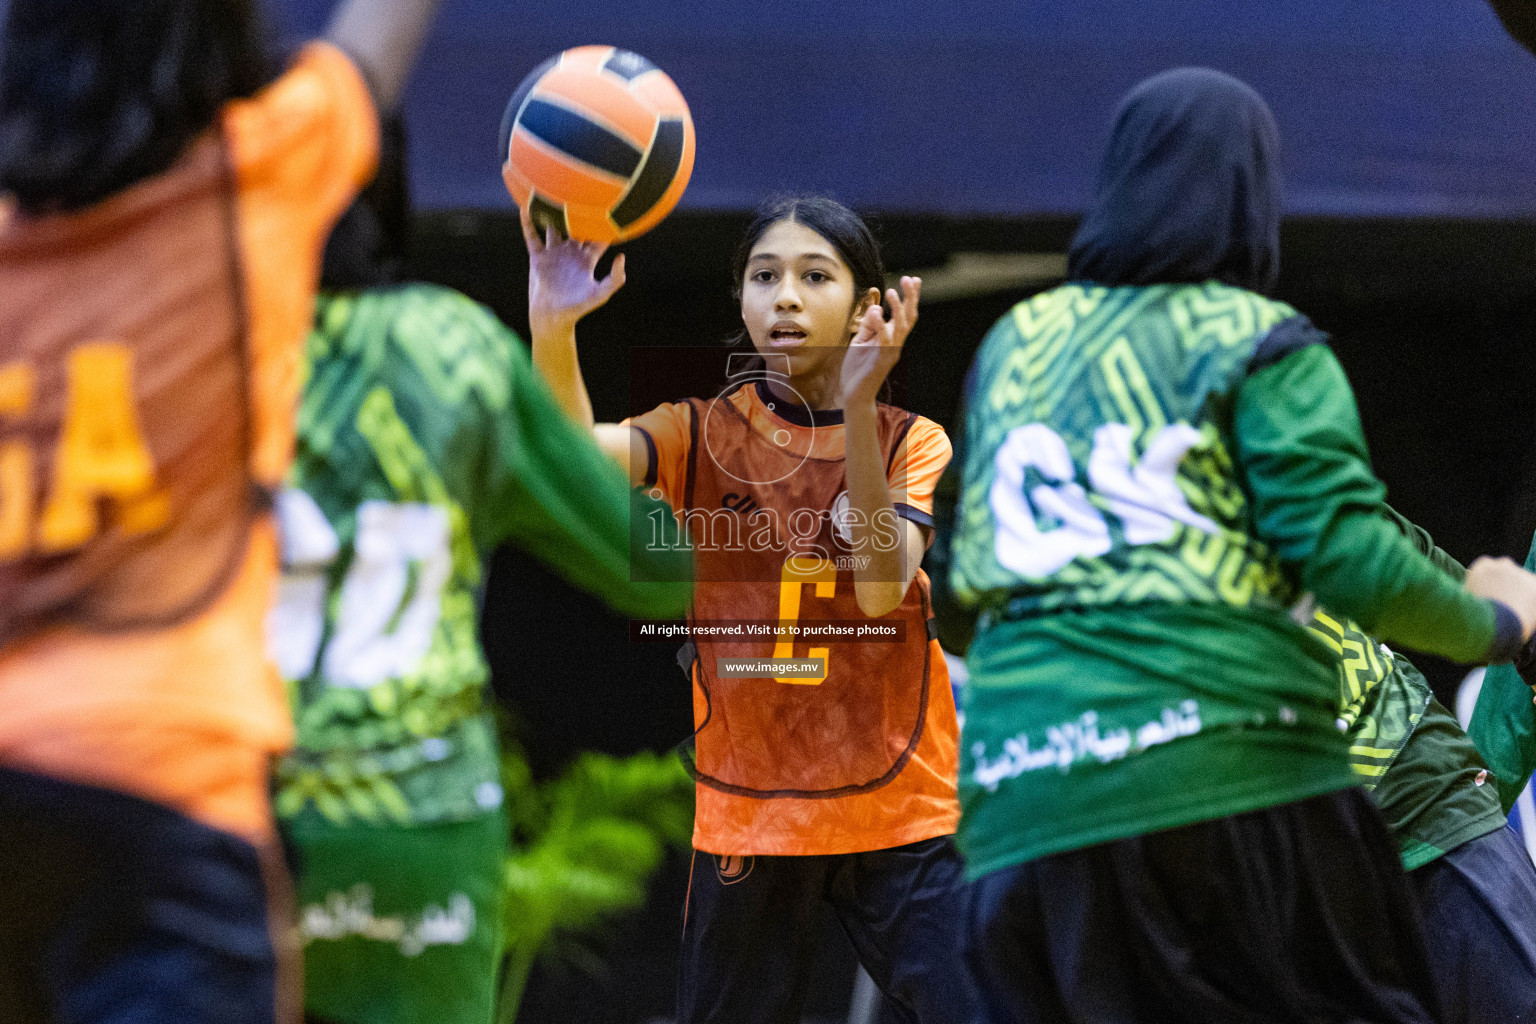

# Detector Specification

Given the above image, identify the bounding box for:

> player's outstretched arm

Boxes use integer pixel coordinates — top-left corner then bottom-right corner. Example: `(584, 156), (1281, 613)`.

(1234, 343), (1533, 663)
(465, 296), (692, 618)
(1379, 503), (1465, 581)
(521, 206), (648, 482)
(842, 278), (928, 618)
(325, 0), (444, 111)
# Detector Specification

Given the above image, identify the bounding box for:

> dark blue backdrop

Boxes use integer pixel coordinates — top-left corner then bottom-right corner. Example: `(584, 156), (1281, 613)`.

(267, 0), (1536, 216)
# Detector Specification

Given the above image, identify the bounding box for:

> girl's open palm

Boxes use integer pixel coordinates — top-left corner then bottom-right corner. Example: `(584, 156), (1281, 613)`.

(522, 205), (627, 333)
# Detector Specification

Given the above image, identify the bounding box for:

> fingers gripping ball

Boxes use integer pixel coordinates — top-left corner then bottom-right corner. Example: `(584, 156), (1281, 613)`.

(499, 46), (695, 243)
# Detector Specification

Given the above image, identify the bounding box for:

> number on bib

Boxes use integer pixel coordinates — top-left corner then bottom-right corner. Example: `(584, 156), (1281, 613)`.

(990, 424), (1110, 577)
(773, 556), (834, 684)
(267, 490), (452, 688)
(990, 422), (1217, 578)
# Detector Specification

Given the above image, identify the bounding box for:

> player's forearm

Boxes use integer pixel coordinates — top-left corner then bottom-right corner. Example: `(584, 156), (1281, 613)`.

(1306, 511), (1495, 662)
(1380, 503), (1465, 582)
(325, 0), (443, 111)
(1235, 345), (1500, 662)
(529, 320), (596, 429)
(845, 400), (913, 617)
(498, 343), (692, 616)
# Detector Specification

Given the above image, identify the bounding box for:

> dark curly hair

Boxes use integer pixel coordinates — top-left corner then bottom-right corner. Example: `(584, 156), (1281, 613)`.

(0, 0), (272, 213)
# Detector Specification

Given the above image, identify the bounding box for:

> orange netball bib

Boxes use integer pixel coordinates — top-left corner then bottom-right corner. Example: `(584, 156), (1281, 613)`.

(680, 389), (934, 798)
(0, 131), (260, 646)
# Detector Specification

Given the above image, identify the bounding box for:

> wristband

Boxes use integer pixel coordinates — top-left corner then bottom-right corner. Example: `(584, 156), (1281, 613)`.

(1487, 600), (1525, 665)
(1515, 629), (1536, 688)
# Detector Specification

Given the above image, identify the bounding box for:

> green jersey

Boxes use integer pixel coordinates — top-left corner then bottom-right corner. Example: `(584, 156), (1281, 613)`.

(270, 285), (690, 828)
(1314, 608), (1503, 869)
(1471, 533), (1536, 815)
(952, 282), (1498, 877)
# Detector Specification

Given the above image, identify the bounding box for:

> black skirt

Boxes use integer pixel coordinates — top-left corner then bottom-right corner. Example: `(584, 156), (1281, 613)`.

(962, 787), (1441, 1024)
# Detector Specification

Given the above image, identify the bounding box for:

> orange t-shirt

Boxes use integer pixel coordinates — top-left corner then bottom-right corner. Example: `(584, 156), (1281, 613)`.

(0, 43), (378, 841)
(628, 381), (960, 856)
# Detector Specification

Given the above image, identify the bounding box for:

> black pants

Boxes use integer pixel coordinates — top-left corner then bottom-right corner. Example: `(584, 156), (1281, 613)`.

(1413, 824), (1536, 1024)
(0, 767), (290, 1024)
(677, 835), (985, 1024)
(962, 788), (1440, 1024)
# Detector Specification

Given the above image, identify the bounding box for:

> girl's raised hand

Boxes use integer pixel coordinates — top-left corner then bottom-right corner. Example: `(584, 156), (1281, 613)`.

(841, 276), (921, 407)
(522, 204), (627, 336)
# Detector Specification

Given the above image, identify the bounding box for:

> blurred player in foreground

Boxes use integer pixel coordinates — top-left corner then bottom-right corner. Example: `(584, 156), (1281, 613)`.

(0, 0), (440, 1018)
(524, 197), (983, 1023)
(1317, 522), (1536, 1024)
(1467, 532), (1536, 1019)
(268, 127), (692, 1024)
(933, 397), (1536, 1023)
(948, 67), (1536, 1024)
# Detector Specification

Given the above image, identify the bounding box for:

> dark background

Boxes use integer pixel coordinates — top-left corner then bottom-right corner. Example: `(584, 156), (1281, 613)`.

(401, 210), (1536, 1022)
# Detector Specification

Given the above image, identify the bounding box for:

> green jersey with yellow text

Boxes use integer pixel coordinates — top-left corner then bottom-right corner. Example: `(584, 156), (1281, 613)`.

(1313, 609), (1502, 869)
(271, 284), (690, 828)
(952, 281), (1495, 877)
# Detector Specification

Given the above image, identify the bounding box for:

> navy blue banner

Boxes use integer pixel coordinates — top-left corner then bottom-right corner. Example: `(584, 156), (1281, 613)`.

(267, 0), (1536, 216)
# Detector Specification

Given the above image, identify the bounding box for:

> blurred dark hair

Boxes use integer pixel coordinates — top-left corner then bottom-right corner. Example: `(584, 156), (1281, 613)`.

(731, 194), (886, 312)
(0, 0), (272, 213)
(320, 114), (411, 290)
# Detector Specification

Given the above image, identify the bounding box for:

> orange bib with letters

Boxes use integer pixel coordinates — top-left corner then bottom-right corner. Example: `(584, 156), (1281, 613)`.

(681, 388), (933, 798)
(0, 131), (260, 647)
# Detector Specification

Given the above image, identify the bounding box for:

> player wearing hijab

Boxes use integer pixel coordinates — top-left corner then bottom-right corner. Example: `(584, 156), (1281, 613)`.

(0, 0), (439, 1019)
(1261, 507), (1536, 1024)
(948, 67), (1536, 1024)
(523, 196), (983, 1024)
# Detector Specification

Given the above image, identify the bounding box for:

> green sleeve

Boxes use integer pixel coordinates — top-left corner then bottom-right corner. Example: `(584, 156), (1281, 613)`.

(475, 326), (692, 619)
(1469, 533), (1536, 813)
(1232, 345), (1494, 662)
(1380, 503), (1466, 582)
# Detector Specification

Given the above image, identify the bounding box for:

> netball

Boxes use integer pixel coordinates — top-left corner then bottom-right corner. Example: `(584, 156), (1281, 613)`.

(499, 45), (695, 243)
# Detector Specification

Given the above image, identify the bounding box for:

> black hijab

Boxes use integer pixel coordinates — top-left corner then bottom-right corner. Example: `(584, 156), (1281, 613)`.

(1067, 67), (1282, 295)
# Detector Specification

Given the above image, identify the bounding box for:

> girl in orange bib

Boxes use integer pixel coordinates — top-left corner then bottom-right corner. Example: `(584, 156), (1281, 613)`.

(524, 196), (983, 1024)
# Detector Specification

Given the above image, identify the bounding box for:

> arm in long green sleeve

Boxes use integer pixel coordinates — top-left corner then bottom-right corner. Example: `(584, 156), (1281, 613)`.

(1233, 345), (1495, 662)
(1380, 503), (1466, 582)
(1470, 532), (1536, 813)
(477, 326), (692, 619)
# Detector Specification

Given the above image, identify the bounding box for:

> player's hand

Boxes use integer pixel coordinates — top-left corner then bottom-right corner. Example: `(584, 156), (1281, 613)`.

(1465, 556), (1536, 641)
(522, 204), (626, 337)
(840, 276), (920, 407)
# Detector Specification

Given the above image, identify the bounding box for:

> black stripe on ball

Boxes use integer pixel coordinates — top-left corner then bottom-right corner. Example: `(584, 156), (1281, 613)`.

(612, 119), (685, 228)
(518, 99), (642, 178)
(529, 194), (569, 240)
(601, 49), (657, 82)
(499, 54), (560, 163)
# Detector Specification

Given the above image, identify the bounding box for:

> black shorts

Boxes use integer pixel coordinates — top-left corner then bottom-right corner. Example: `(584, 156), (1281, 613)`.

(1412, 824), (1536, 1024)
(962, 788), (1440, 1024)
(677, 835), (986, 1024)
(0, 766), (294, 1024)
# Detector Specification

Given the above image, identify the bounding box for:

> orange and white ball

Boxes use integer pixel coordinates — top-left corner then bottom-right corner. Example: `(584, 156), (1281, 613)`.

(499, 46), (696, 243)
